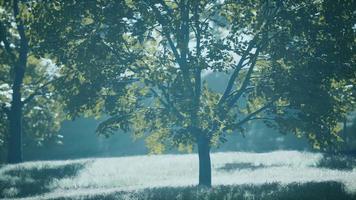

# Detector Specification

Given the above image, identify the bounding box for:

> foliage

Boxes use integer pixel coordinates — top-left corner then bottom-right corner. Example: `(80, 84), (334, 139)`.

(259, 0), (356, 150)
(30, 0), (137, 121)
(33, 0), (355, 154)
(0, 0), (65, 162)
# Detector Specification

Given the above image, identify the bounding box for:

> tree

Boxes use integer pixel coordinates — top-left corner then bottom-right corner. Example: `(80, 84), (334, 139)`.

(0, 0), (64, 163)
(261, 0), (355, 150)
(35, 0), (355, 187)
(29, 0), (135, 121)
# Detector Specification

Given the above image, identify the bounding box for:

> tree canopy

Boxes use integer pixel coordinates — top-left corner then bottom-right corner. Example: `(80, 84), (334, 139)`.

(34, 0), (355, 149)
(10, 0), (356, 185)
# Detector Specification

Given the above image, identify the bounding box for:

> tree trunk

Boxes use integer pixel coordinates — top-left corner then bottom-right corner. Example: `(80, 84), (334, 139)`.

(7, 0), (28, 164)
(7, 43), (26, 163)
(7, 99), (23, 163)
(7, 52), (26, 163)
(7, 48), (27, 163)
(197, 134), (211, 187)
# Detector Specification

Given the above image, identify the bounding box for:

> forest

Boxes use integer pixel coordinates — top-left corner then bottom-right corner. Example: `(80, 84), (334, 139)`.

(0, 0), (355, 199)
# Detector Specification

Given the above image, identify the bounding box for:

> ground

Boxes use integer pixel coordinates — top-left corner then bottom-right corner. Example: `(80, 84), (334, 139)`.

(1, 151), (356, 200)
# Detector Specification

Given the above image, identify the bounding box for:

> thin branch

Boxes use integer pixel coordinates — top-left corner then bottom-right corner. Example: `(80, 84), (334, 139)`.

(249, 117), (275, 121)
(149, 87), (184, 120)
(148, 1), (194, 99)
(226, 48), (261, 109)
(22, 76), (63, 105)
(178, 0), (190, 62)
(229, 100), (275, 129)
(177, 0), (195, 97)
(148, 2), (182, 66)
(201, 2), (225, 30)
(224, 21), (273, 110)
(217, 38), (257, 107)
(146, 79), (178, 114)
(13, 0), (28, 57)
(218, 1), (280, 109)
(228, 85), (255, 97)
(193, 0), (201, 103)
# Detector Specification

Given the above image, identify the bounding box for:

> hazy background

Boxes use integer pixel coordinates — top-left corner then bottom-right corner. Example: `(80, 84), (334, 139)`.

(23, 72), (311, 161)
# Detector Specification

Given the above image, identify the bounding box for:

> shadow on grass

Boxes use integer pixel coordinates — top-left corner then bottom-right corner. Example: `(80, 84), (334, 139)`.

(219, 154), (356, 172)
(217, 163), (274, 171)
(0, 162), (86, 198)
(317, 154), (356, 171)
(75, 182), (355, 200)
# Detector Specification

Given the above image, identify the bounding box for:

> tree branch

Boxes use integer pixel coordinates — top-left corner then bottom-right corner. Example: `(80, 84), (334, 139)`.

(229, 100), (275, 129)
(224, 23), (272, 110)
(149, 87), (184, 120)
(249, 117), (275, 121)
(217, 38), (257, 107)
(226, 48), (261, 109)
(148, 2), (181, 66)
(149, 1), (194, 98)
(193, 0), (201, 104)
(22, 76), (63, 105)
(13, 0), (28, 57)
(217, 1), (279, 109)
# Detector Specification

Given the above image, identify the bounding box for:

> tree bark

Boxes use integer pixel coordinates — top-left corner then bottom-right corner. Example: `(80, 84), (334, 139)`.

(7, 39), (26, 163)
(7, 97), (23, 163)
(197, 134), (211, 187)
(7, 0), (27, 163)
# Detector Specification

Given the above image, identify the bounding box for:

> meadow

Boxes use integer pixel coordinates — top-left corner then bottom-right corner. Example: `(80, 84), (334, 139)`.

(1, 151), (356, 200)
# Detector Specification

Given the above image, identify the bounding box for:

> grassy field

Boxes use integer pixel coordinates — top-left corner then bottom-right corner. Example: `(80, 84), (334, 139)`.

(1, 151), (356, 200)
(73, 182), (355, 200)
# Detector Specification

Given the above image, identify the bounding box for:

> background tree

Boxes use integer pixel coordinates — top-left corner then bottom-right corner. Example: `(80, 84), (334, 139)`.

(0, 0), (64, 163)
(34, 0), (355, 187)
(261, 0), (355, 150)
(30, 0), (136, 121)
